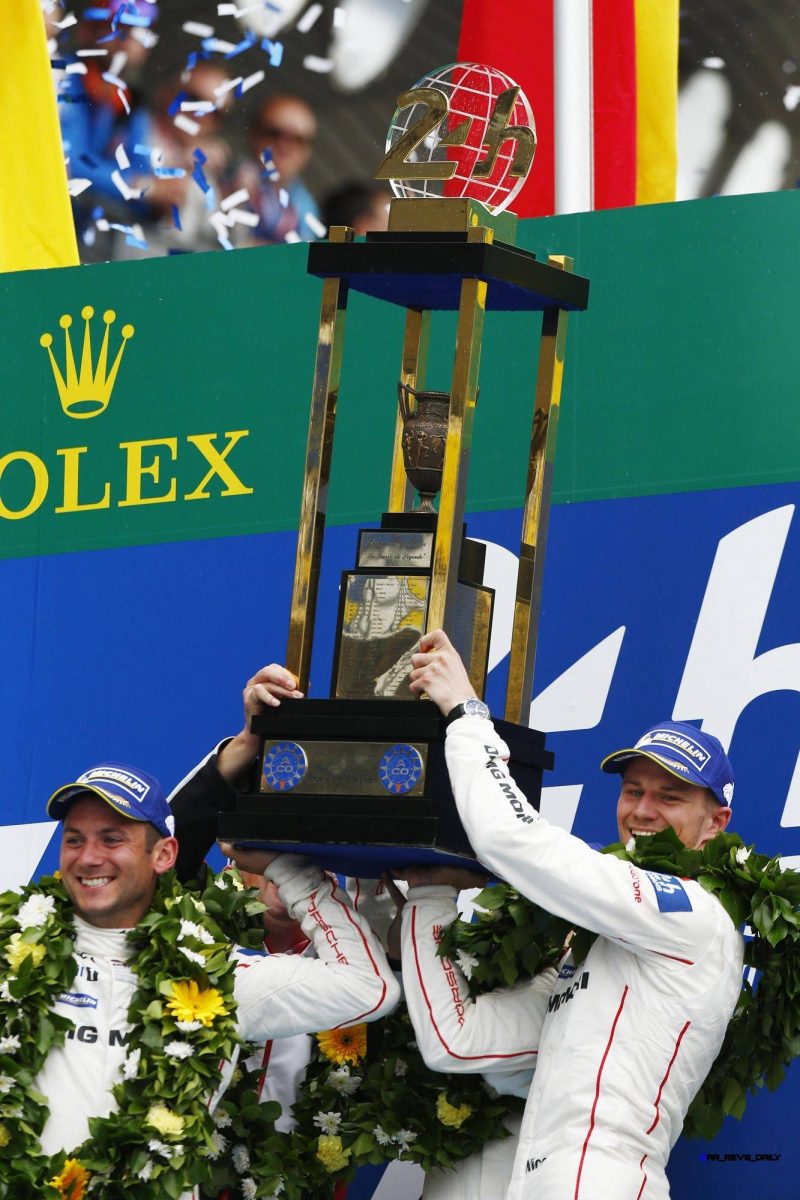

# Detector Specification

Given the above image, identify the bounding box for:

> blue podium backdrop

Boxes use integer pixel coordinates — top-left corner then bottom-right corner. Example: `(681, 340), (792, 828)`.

(3, 191), (800, 1199)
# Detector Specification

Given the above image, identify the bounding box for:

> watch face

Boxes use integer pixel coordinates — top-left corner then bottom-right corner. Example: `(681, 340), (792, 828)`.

(463, 698), (490, 719)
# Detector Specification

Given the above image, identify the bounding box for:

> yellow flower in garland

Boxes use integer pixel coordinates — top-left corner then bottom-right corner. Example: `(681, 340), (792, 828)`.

(165, 979), (227, 1027)
(436, 1093), (473, 1129)
(316, 1023), (367, 1065)
(316, 1133), (351, 1172)
(4, 932), (46, 971)
(146, 1104), (186, 1138)
(0, 1122), (9, 1147)
(49, 1158), (90, 1200)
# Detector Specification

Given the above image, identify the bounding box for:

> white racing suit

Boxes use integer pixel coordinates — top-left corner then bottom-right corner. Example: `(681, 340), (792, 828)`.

(420, 717), (743, 1200)
(402, 884), (555, 1199)
(34, 854), (400, 1198)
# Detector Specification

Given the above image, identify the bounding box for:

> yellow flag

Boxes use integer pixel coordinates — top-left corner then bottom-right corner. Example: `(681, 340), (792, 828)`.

(0, 0), (79, 271)
(635, 0), (679, 206)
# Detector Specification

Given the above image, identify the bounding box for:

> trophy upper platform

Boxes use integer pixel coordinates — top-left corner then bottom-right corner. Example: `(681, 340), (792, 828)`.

(307, 231), (590, 314)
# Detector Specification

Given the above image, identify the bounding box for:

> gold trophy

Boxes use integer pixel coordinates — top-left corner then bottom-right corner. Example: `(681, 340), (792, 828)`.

(218, 64), (589, 874)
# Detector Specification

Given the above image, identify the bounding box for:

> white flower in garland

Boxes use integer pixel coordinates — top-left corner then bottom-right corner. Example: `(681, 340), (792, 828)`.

(179, 919), (215, 945)
(0, 1036), (21, 1054)
(241, 1178), (257, 1200)
(626, 837), (636, 852)
(394, 1057), (408, 1078)
(148, 1138), (173, 1159)
(232, 1144), (250, 1173)
(208, 1130), (229, 1160)
(373, 1125), (392, 1146)
(15, 893), (56, 929)
(213, 1107), (233, 1129)
(164, 1040), (194, 1060)
(736, 846), (752, 865)
(313, 1110), (342, 1135)
(122, 1048), (141, 1080)
(0, 982), (11, 1002)
(139, 1159), (155, 1181)
(179, 946), (207, 967)
(328, 1065), (362, 1095)
(395, 1128), (417, 1155)
(176, 1018), (203, 1033)
(455, 949), (480, 981)
(0, 1076), (13, 1096)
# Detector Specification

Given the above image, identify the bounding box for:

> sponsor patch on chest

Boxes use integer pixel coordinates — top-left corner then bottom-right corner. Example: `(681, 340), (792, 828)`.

(645, 872), (693, 913)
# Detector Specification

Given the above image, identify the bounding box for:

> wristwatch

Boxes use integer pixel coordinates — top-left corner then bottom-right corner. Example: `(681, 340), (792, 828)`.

(444, 697), (490, 726)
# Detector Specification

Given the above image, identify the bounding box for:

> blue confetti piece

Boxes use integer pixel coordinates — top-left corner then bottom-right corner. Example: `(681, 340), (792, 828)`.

(223, 34), (256, 60)
(50, 58), (67, 70)
(204, 187), (217, 212)
(133, 143), (152, 157)
(79, 152), (100, 168)
(171, 205), (182, 231)
(191, 162), (210, 193)
(261, 38), (283, 67)
(125, 234), (149, 249)
(91, 205), (105, 220)
(154, 167), (186, 178)
(193, 147), (208, 165)
(168, 90), (187, 117)
(185, 51), (199, 72)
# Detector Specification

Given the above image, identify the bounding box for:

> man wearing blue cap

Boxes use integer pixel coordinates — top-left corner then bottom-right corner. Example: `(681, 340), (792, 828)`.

(398, 629), (744, 1200)
(33, 760), (399, 1184)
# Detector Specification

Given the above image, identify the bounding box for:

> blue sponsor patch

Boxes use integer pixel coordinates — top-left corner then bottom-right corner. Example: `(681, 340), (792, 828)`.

(56, 991), (98, 1009)
(558, 963), (576, 980)
(646, 872), (693, 913)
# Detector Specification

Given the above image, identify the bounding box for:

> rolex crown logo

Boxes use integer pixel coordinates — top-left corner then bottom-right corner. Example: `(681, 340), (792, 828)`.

(40, 306), (135, 419)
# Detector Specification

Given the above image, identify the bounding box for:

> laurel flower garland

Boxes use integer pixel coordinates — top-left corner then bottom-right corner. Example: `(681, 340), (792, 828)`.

(438, 827), (800, 1140)
(0, 866), (265, 1200)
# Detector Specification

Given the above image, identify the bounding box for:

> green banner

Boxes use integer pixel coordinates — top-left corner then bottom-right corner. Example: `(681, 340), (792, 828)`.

(2, 190), (799, 561)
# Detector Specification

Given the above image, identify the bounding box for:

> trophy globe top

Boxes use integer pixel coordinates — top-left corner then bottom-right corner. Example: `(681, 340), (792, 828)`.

(383, 62), (536, 215)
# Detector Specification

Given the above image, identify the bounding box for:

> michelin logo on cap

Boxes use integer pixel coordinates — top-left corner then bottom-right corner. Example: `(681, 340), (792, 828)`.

(77, 767), (151, 804)
(635, 729), (710, 772)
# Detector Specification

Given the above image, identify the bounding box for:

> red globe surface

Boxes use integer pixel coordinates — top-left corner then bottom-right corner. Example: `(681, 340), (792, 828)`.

(385, 62), (536, 214)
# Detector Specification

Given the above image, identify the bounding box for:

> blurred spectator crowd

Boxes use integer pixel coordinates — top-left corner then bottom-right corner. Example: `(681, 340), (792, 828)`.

(46, 0), (390, 262)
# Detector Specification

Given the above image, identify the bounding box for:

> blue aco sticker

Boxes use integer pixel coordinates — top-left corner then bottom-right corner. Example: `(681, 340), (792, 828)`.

(262, 741), (308, 792)
(378, 743), (423, 795)
(646, 871), (693, 913)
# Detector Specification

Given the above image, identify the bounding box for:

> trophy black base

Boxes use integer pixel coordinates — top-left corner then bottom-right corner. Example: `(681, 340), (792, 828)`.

(216, 699), (554, 877)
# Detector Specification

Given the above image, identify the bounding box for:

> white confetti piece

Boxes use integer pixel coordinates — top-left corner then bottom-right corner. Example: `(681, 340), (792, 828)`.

(183, 21), (216, 37)
(202, 38), (237, 53)
(66, 62), (88, 75)
(109, 51), (128, 78)
(702, 56), (725, 70)
(228, 208), (260, 227)
(76, 49), (108, 57)
(217, 2), (238, 13)
(221, 188), (250, 211)
(174, 114), (201, 136)
(115, 144), (130, 171)
(102, 72), (126, 90)
(95, 217), (110, 232)
(785, 86), (800, 112)
(297, 3), (323, 32)
(131, 27), (158, 49)
(56, 12), (77, 29)
(333, 6), (345, 28)
(284, 230), (302, 243)
(111, 170), (143, 201)
(304, 212), (327, 239)
(67, 178), (92, 197)
(241, 70), (265, 93)
(117, 88), (131, 114)
(213, 76), (243, 97)
(209, 212), (234, 250)
(181, 101), (217, 114)
(278, 187), (289, 207)
(303, 55), (334, 73)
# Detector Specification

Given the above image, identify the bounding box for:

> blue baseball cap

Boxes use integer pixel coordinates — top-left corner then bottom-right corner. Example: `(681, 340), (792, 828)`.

(47, 762), (175, 838)
(600, 721), (735, 807)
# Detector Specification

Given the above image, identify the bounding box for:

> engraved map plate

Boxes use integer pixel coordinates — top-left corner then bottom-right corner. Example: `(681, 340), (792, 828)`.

(261, 739), (428, 796)
(358, 530), (434, 570)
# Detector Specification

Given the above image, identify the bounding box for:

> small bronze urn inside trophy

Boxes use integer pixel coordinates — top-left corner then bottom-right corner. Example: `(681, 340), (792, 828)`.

(398, 382), (449, 512)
